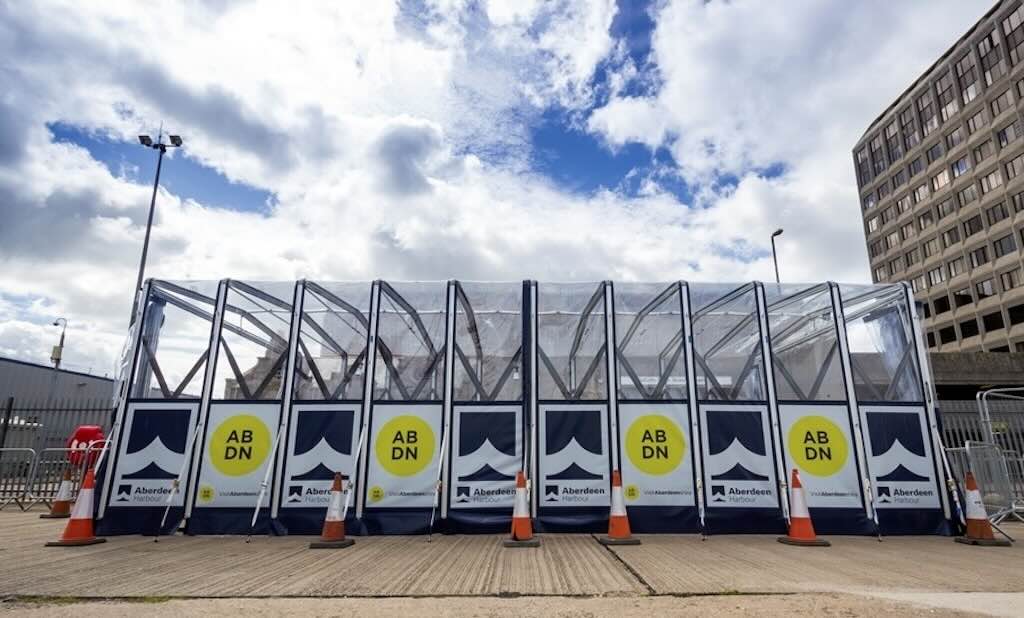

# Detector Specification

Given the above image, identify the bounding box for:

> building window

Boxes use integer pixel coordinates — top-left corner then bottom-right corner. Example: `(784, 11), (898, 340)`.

(878, 181), (892, 199)
(967, 110), (986, 134)
(958, 184), (979, 207)
(980, 27), (1007, 85)
(888, 257), (902, 276)
(873, 265), (887, 282)
(927, 331), (937, 347)
(980, 169), (1003, 194)
(939, 325), (957, 344)
(927, 266), (946, 286)
(871, 134), (886, 174)
(986, 201), (1010, 226)
(869, 240), (884, 258)
(912, 183), (929, 204)
(881, 206), (896, 224)
(885, 231), (901, 250)
(897, 195), (913, 214)
(953, 287), (974, 307)
(885, 120), (902, 162)
(900, 221), (915, 240)
(993, 233), (1017, 258)
(960, 318), (980, 338)
(862, 192), (876, 211)
(919, 210), (935, 230)
(937, 196), (957, 218)
(956, 53), (980, 105)
(963, 214), (984, 237)
(991, 89), (1014, 117)
(923, 236), (940, 258)
(983, 311), (1005, 332)
(867, 216), (881, 233)
(1001, 267), (1023, 291)
(918, 91), (939, 137)
(930, 169), (950, 192)
(934, 295), (951, 314)
(926, 142), (943, 163)
(951, 155), (970, 179)
(976, 278), (996, 299)
(1009, 303), (1024, 325)
(1006, 4), (1024, 65)
(942, 225), (961, 247)
(1006, 152), (1024, 181)
(1012, 190), (1024, 212)
(947, 127), (965, 151)
(974, 139), (996, 164)
(937, 70), (960, 122)
(892, 168), (908, 187)
(948, 256), (966, 278)
(905, 247), (921, 268)
(857, 148), (872, 185)
(997, 121), (1021, 148)
(901, 107), (919, 150)
(908, 158), (924, 177)
(911, 274), (927, 292)
(970, 245), (991, 268)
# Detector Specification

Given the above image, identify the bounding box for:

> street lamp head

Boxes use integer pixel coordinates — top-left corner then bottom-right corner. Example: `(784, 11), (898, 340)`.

(138, 135), (153, 147)
(772, 228), (784, 237)
(168, 135), (183, 147)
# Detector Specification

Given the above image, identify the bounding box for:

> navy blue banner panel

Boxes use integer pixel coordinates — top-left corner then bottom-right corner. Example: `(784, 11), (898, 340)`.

(446, 405), (522, 532)
(536, 404), (611, 532)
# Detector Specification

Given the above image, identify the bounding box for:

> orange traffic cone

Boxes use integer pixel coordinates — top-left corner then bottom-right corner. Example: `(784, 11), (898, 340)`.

(955, 471), (1011, 547)
(598, 470), (640, 546)
(777, 468), (830, 547)
(504, 470), (539, 548)
(40, 467), (74, 519)
(310, 472), (354, 549)
(45, 467), (106, 547)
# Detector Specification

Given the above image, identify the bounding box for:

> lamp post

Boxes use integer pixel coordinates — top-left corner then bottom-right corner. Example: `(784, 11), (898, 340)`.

(770, 228), (784, 284)
(50, 317), (67, 371)
(130, 132), (183, 323)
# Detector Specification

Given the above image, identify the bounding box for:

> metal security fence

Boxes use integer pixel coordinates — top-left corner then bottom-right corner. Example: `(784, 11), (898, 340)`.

(0, 396), (113, 451)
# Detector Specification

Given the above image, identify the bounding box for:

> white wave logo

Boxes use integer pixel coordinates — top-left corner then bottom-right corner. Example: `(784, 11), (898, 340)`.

(456, 439), (517, 477)
(290, 437), (351, 480)
(544, 437), (604, 480)
(873, 440), (932, 481)
(706, 437), (770, 480)
(120, 437), (181, 478)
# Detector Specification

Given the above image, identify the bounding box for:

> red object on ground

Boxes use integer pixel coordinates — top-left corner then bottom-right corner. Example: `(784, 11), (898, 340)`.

(67, 425), (105, 466)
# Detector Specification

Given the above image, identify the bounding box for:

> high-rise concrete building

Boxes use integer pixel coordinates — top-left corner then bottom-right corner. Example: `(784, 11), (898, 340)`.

(854, 1), (1024, 353)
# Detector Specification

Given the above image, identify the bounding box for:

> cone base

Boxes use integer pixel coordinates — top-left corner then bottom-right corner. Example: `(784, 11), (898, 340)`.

(777, 536), (830, 547)
(39, 512), (71, 519)
(598, 536), (641, 546)
(955, 536), (1011, 547)
(503, 538), (540, 548)
(45, 537), (107, 547)
(309, 538), (355, 549)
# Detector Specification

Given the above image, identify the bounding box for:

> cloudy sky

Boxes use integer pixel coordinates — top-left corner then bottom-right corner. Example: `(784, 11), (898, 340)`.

(0, 0), (991, 376)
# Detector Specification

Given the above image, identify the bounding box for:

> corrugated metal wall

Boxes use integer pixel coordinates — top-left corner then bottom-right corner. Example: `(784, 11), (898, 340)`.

(0, 357), (115, 402)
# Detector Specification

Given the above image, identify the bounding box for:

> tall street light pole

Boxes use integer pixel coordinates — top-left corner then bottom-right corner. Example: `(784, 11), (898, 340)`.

(771, 228), (784, 284)
(130, 132), (183, 324)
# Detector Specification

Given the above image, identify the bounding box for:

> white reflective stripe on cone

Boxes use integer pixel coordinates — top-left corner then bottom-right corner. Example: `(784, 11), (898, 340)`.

(513, 488), (528, 517)
(70, 489), (93, 520)
(964, 488), (987, 520)
(55, 480), (73, 502)
(610, 485), (626, 517)
(790, 484), (810, 519)
(326, 488), (344, 522)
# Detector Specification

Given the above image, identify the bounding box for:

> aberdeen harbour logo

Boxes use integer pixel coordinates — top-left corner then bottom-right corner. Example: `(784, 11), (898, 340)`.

(120, 408), (192, 481)
(706, 409), (770, 482)
(456, 411), (517, 483)
(290, 408), (354, 482)
(866, 411), (934, 486)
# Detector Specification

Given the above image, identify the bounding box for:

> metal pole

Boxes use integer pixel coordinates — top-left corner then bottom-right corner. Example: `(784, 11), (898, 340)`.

(0, 397), (12, 464)
(130, 145), (165, 324)
(771, 235), (781, 284)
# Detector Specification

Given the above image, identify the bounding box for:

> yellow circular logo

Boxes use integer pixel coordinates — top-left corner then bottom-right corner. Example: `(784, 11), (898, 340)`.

(375, 415), (435, 477)
(369, 486), (385, 502)
(626, 414), (684, 476)
(788, 415), (848, 477)
(624, 484), (641, 501)
(198, 484), (215, 503)
(209, 414), (271, 477)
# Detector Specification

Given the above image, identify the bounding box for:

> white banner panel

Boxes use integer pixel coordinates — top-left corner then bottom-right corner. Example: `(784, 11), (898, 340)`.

(110, 402), (199, 507)
(700, 403), (778, 508)
(861, 404), (940, 509)
(281, 403), (360, 509)
(450, 405), (521, 510)
(365, 403), (443, 509)
(195, 402), (280, 509)
(618, 402), (695, 507)
(778, 404), (862, 509)
(538, 404), (610, 508)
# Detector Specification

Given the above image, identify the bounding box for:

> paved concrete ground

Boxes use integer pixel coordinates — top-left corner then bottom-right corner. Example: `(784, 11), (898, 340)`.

(1, 511), (1021, 615)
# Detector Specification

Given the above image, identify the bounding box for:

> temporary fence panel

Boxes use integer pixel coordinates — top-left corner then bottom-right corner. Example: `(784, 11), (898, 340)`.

(534, 282), (614, 532)
(614, 282), (698, 532)
(840, 284), (950, 534)
(768, 283), (874, 535)
(0, 448), (36, 510)
(358, 282), (449, 534)
(186, 281), (295, 535)
(444, 282), (525, 532)
(97, 280), (220, 535)
(965, 441), (1019, 523)
(93, 278), (953, 536)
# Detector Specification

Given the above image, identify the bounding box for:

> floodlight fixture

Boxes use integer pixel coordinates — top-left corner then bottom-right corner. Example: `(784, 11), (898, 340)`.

(770, 229), (784, 283)
(169, 135), (182, 147)
(138, 135), (153, 147)
(772, 228), (784, 238)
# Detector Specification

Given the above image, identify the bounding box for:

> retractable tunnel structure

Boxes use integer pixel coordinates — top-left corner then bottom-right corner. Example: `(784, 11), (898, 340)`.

(95, 279), (954, 536)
